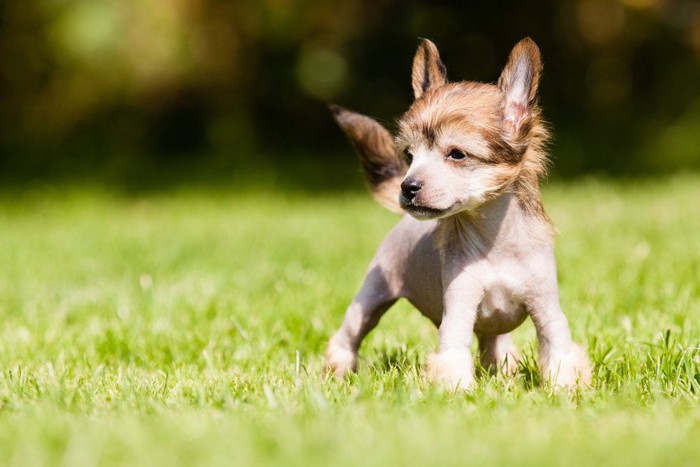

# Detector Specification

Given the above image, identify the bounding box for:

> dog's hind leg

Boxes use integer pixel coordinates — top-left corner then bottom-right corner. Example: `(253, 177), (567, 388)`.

(477, 333), (521, 376)
(326, 266), (398, 377)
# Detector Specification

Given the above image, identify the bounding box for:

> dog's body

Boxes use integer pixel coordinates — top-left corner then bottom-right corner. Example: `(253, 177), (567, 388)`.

(326, 38), (592, 390)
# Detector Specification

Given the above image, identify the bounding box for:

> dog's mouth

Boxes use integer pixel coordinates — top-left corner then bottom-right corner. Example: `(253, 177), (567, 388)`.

(400, 197), (450, 219)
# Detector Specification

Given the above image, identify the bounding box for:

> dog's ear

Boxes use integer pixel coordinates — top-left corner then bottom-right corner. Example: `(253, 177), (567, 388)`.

(498, 37), (542, 138)
(411, 39), (448, 100)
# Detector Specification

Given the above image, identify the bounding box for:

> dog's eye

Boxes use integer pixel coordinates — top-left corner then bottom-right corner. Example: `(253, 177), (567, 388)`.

(447, 149), (467, 161)
(403, 149), (413, 165)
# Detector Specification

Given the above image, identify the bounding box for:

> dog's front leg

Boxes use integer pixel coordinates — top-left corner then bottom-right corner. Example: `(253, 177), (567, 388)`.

(326, 266), (398, 377)
(528, 291), (592, 389)
(425, 264), (483, 391)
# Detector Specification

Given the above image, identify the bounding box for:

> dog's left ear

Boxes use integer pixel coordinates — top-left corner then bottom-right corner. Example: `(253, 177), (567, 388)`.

(498, 38), (542, 138)
(412, 39), (448, 100)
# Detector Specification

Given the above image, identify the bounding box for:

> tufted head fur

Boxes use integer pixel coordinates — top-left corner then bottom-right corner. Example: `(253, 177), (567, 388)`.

(331, 38), (551, 224)
(396, 37), (550, 220)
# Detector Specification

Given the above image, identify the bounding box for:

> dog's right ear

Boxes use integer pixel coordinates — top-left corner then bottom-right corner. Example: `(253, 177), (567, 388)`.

(498, 37), (543, 139)
(411, 39), (448, 100)
(329, 104), (405, 213)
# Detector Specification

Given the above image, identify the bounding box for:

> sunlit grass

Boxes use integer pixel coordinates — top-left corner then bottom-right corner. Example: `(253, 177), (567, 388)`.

(0, 175), (698, 466)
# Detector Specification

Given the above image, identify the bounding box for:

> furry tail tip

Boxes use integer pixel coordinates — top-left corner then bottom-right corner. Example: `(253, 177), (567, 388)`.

(329, 104), (405, 213)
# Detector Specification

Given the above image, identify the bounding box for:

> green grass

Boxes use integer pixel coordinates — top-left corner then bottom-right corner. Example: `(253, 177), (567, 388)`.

(0, 175), (699, 466)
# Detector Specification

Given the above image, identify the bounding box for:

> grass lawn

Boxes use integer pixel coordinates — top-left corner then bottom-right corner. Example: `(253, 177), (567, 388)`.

(0, 175), (698, 466)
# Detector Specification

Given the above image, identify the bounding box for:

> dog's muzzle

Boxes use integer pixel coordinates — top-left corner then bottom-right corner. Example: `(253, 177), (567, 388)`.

(400, 178), (422, 203)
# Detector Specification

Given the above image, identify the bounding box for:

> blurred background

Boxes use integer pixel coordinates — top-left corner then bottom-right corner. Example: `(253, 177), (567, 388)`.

(1, 0), (699, 190)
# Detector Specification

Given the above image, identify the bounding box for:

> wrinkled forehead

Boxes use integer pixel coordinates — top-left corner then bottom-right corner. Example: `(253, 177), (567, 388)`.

(397, 82), (502, 147)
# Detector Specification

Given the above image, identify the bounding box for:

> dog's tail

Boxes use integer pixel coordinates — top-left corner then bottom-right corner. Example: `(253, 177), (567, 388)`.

(329, 105), (405, 213)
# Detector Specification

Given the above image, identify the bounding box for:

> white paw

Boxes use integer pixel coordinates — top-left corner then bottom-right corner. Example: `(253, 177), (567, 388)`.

(541, 343), (592, 390)
(425, 349), (476, 391)
(325, 333), (358, 377)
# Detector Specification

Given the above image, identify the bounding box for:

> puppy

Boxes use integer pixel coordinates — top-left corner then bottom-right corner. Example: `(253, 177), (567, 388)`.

(326, 38), (592, 390)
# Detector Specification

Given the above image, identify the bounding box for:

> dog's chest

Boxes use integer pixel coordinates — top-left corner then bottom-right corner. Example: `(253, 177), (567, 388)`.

(474, 263), (528, 335)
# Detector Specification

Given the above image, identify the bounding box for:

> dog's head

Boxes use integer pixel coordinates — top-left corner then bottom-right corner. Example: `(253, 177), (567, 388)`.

(396, 38), (548, 219)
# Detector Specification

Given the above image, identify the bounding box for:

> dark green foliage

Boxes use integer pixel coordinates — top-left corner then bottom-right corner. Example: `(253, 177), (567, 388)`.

(1, 1), (700, 184)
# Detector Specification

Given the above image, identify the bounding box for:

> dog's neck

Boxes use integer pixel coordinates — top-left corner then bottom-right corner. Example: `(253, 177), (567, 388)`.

(436, 190), (552, 258)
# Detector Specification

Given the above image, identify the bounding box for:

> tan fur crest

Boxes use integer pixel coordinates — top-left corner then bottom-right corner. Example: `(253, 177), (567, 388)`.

(397, 83), (550, 223)
(396, 38), (551, 227)
(330, 38), (552, 224)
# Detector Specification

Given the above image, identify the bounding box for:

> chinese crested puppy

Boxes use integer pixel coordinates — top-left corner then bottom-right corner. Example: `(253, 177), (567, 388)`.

(326, 38), (592, 390)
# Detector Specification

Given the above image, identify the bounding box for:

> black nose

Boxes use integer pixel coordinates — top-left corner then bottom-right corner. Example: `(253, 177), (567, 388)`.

(401, 178), (422, 201)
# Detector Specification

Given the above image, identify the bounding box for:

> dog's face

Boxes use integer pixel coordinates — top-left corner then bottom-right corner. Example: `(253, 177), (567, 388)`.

(396, 39), (543, 219)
